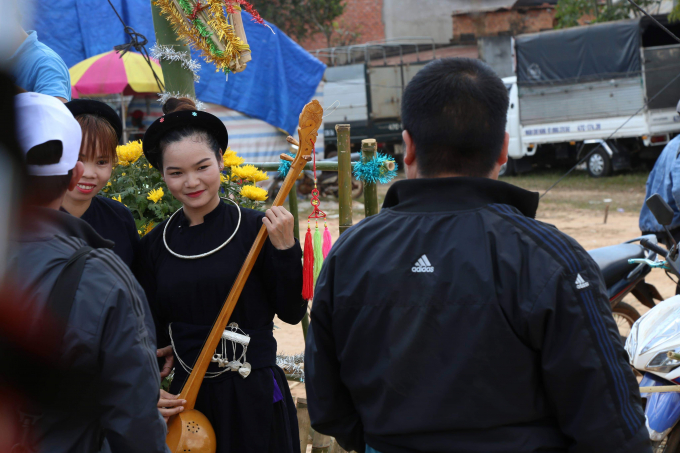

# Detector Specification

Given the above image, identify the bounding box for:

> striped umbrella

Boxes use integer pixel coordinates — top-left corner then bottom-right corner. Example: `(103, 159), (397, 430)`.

(69, 50), (164, 97)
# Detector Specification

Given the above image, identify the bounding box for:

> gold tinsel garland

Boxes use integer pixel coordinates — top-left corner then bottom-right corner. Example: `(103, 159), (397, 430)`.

(153, 0), (250, 73)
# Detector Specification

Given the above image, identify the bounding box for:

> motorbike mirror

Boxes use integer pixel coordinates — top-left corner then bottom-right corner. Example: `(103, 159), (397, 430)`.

(646, 194), (674, 226)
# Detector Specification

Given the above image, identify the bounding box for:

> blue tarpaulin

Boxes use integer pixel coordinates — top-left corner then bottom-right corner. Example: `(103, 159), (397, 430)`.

(30, 0), (325, 134)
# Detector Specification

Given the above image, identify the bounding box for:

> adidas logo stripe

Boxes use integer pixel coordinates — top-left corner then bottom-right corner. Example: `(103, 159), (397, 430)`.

(412, 254), (434, 273)
(575, 273), (589, 289)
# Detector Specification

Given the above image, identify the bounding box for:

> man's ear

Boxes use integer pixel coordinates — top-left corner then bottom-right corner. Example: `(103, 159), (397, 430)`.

(498, 132), (509, 167)
(67, 161), (85, 192)
(489, 132), (510, 180)
(403, 130), (416, 167)
(402, 130), (419, 179)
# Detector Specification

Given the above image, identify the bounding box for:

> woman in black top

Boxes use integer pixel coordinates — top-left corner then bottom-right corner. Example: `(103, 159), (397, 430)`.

(135, 97), (306, 453)
(61, 99), (139, 267)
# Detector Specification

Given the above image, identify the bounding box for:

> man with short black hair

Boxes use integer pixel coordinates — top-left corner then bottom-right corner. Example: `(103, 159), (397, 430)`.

(305, 58), (651, 453)
(8, 92), (168, 453)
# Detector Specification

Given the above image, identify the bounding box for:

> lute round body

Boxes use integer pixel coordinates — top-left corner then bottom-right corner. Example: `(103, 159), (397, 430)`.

(166, 409), (216, 453)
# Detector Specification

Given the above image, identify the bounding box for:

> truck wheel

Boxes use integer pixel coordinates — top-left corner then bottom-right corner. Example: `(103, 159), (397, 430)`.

(587, 149), (612, 177)
(499, 159), (515, 177)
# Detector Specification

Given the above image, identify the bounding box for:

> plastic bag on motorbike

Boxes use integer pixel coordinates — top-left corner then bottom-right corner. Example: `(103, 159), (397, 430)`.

(642, 373), (680, 441)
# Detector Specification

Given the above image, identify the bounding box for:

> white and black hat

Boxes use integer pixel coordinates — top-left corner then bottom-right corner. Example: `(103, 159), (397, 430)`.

(15, 92), (82, 176)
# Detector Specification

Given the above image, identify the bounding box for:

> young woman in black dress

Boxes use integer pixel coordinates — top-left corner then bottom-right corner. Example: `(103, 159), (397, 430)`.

(135, 98), (306, 453)
(61, 99), (139, 267)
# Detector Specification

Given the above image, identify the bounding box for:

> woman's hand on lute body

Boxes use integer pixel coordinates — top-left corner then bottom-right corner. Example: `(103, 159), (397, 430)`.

(158, 390), (186, 423)
(263, 206), (295, 250)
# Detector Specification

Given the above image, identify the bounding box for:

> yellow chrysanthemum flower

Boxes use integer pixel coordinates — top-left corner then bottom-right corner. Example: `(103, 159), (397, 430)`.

(240, 184), (268, 201)
(138, 230), (142, 235)
(248, 169), (269, 183)
(145, 222), (155, 235)
(220, 173), (227, 184)
(122, 173), (126, 176)
(223, 148), (244, 168)
(107, 182), (112, 186)
(116, 140), (143, 166)
(113, 195), (122, 203)
(231, 165), (257, 181)
(147, 188), (164, 203)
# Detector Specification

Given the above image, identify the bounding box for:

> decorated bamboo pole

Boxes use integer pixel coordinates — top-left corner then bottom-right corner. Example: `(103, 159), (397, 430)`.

(230, 9), (252, 72)
(289, 191), (300, 241)
(336, 125), (353, 235)
(150, 1), (196, 97)
(361, 139), (379, 217)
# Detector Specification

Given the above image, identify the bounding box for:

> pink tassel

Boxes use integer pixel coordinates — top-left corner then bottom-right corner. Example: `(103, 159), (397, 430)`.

(302, 227), (314, 300)
(322, 225), (333, 258)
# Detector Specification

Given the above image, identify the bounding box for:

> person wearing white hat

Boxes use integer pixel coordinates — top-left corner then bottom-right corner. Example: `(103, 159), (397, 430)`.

(8, 92), (170, 453)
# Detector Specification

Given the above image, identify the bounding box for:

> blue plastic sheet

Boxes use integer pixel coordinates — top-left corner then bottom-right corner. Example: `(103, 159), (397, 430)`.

(30, 1), (325, 134)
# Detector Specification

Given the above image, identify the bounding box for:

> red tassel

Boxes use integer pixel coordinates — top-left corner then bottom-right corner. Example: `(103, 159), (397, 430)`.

(302, 226), (314, 300)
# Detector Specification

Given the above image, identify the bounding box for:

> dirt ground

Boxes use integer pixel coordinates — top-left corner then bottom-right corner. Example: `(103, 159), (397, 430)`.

(273, 171), (675, 400)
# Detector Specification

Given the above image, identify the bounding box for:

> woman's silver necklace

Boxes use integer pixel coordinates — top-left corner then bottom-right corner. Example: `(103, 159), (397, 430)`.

(163, 197), (241, 260)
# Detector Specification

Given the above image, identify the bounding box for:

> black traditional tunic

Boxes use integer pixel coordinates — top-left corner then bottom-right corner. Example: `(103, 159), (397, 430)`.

(134, 200), (306, 453)
(64, 195), (140, 267)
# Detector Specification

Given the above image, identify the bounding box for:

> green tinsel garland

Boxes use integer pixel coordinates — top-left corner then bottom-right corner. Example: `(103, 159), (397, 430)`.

(278, 152), (296, 177)
(353, 152), (398, 184)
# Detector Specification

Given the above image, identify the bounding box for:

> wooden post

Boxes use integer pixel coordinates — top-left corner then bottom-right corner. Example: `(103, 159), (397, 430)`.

(361, 139), (379, 218)
(336, 125), (353, 235)
(297, 398), (312, 453)
(603, 198), (612, 224)
(150, 1), (196, 96)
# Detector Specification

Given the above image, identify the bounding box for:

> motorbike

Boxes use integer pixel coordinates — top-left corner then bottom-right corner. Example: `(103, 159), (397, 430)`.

(267, 151), (364, 201)
(625, 194), (680, 451)
(588, 236), (664, 340)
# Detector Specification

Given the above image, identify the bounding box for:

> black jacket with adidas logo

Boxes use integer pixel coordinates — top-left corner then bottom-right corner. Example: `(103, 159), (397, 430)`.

(305, 177), (650, 453)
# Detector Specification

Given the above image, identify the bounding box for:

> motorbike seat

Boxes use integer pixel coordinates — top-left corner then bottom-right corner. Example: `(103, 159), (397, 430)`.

(587, 243), (646, 287)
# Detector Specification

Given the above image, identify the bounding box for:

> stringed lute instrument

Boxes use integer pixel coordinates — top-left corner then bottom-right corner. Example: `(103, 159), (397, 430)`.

(165, 100), (324, 453)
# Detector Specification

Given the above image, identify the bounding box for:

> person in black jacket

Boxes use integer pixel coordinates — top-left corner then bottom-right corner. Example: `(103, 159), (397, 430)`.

(304, 58), (651, 453)
(8, 92), (169, 453)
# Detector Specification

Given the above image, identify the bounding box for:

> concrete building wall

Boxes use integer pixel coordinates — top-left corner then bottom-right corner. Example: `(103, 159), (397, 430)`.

(382, 0), (456, 44)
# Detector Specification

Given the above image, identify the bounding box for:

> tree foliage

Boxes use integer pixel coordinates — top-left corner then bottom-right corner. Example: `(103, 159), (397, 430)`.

(250, 0), (358, 47)
(555, 0), (656, 29)
(670, 2), (680, 23)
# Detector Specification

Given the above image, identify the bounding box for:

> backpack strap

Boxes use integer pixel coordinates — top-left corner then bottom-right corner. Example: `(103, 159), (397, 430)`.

(12, 245), (94, 453)
(46, 245), (93, 345)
